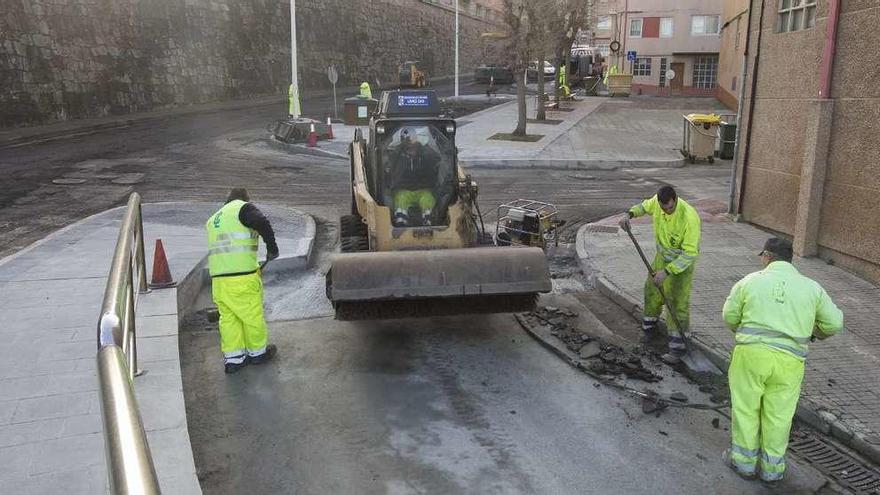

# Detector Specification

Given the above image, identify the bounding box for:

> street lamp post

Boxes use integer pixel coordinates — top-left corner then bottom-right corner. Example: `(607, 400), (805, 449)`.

(455, 0), (460, 98)
(290, 0), (300, 119)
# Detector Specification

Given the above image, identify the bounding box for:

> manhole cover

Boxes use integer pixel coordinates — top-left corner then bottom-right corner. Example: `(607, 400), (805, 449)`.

(52, 178), (87, 185)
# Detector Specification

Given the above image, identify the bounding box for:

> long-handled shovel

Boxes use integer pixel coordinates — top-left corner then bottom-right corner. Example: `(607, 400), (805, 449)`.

(621, 223), (719, 373)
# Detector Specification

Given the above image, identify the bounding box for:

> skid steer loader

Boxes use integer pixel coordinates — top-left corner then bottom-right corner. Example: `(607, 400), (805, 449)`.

(326, 90), (552, 320)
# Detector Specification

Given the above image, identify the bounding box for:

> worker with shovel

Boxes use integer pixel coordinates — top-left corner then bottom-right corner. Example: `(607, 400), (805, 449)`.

(206, 188), (279, 374)
(619, 186), (701, 365)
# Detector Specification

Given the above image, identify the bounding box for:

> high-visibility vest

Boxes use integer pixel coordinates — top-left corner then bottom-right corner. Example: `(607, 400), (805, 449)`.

(206, 200), (259, 277)
(629, 195), (701, 275)
(359, 82), (372, 99)
(723, 261), (843, 360)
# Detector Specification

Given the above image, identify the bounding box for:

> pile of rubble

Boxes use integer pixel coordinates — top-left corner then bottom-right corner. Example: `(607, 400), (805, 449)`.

(527, 307), (662, 383)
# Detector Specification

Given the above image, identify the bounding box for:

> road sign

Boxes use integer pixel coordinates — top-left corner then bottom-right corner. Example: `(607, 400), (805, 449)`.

(326, 65), (338, 84)
(666, 69), (676, 80)
(626, 51), (637, 61)
(327, 65), (339, 120)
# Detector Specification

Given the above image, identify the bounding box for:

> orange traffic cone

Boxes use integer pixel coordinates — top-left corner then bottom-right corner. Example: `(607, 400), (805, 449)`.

(307, 122), (318, 147)
(149, 239), (176, 289)
(325, 116), (334, 139)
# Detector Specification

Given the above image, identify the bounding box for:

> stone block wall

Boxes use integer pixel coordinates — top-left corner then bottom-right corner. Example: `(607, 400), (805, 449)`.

(0, 0), (504, 127)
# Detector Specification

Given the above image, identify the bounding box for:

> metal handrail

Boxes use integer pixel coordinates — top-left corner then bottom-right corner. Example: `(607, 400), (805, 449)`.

(96, 193), (161, 494)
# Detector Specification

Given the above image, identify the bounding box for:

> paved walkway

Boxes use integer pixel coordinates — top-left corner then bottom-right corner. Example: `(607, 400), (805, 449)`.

(281, 94), (729, 170)
(0, 202), (314, 493)
(577, 199), (880, 463)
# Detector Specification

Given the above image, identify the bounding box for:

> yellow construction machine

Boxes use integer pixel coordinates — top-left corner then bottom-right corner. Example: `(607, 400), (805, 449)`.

(397, 61), (428, 88)
(326, 90), (552, 319)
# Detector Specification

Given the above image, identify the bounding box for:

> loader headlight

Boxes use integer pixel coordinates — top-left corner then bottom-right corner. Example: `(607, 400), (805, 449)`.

(377, 124), (385, 135)
(446, 123), (455, 134)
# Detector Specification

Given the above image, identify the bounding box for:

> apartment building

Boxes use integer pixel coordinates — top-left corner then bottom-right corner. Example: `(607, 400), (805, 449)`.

(717, 0), (750, 109)
(591, 0), (724, 96)
(732, 0), (880, 283)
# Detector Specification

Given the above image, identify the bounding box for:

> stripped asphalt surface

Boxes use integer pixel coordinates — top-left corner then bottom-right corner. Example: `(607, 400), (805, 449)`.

(1, 92), (845, 493)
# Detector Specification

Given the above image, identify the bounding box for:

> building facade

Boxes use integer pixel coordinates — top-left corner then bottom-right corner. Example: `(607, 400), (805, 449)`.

(717, 0), (750, 109)
(590, 0), (724, 96)
(733, 0), (880, 283)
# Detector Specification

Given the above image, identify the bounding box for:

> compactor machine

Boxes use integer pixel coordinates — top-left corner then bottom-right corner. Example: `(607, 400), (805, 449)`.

(326, 90), (551, 319)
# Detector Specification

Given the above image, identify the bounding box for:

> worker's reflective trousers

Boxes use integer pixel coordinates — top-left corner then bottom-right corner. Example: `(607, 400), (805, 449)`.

(729, 344), (805, 481)
(211, 271), (269, 364)
(643, 252), (694, 352)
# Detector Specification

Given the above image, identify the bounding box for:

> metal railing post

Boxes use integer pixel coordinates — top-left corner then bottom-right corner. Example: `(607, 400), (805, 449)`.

(136, 200), (148, 295)
(96, 192), (160, 494)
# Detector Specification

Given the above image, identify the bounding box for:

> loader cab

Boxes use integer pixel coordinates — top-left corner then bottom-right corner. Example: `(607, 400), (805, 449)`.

(369, 91), (458, 228)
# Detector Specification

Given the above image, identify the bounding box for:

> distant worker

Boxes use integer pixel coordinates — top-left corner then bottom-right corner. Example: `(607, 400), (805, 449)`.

(722, 238), (843, 485)
(391, 128), (440, 226)
(619, 185), (701, 364)
(557, 64), (570, 98)
(359, 81), (372, 99)
(206, 188), (279, 374)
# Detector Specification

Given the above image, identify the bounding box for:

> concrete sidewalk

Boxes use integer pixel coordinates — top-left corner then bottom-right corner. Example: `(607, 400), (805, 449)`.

(577, 200), (880, 464)
(0, 202), (315, 493)
(280, 94), (725, 170)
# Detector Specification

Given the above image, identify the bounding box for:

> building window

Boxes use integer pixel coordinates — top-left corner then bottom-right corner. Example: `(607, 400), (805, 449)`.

(691, 15), (720, 35)
(595, 43), (610, 57)
(660, 18), (674, 38)
(778, 0), (817, 32)
(659, 58), (668, 87)
(597, 16), (611, 30)
(630, 19), (643, 37)
(633, 57), (652, 76)
(692, 56), (718, 89)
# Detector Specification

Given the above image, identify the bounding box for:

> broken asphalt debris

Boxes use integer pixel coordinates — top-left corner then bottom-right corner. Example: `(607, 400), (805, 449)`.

(517, 306), (730, 415)
(529, 306), (662, 383)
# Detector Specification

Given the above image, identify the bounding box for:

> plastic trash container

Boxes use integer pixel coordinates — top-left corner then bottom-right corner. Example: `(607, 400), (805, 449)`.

(719, 121), (737, 159)
(344, 96), (378, 125)
(681, 114), (720, 163)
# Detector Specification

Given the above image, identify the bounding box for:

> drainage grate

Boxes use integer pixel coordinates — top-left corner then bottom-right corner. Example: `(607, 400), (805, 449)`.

(788, 428), (880, 494)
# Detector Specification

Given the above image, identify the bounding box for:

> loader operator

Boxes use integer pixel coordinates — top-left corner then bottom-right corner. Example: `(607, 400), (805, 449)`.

(206, 188), (278, 374)
(620, 185), (701, 365)
(390, 127), (441, 226)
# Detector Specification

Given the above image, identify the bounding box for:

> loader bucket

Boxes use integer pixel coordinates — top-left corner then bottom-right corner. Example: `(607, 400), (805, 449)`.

(326, 247), (551, 320)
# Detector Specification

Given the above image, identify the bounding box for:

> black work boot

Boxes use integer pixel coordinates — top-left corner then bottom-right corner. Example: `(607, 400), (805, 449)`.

(224, 358), (248, 374)
(250, 344), (277, 365)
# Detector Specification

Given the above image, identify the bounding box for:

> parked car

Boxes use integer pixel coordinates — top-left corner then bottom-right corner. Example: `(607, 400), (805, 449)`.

(474, 64), (514, 85)
(527, 60), (556, 81)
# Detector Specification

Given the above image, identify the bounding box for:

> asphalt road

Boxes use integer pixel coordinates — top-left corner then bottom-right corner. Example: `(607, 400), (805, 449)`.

(180, 312), (831, 494)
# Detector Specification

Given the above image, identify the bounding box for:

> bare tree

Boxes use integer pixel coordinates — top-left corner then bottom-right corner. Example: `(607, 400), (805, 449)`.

(502, 0), (531, 136)
(552, 0), (592, 98)
(524, 0), (556, 121)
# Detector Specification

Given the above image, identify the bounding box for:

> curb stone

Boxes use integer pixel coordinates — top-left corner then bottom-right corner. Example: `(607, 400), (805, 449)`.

(460, 158), (686, 171)
(266, 135), (349, 160)
(576, 224), (880, 466)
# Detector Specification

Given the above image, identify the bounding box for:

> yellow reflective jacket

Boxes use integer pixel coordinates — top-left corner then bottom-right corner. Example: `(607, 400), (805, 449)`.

(359, 82), (372, 99)
(206, 200), (259, 277)
(629, 195), (701, 275)
(722, 261), (843, 360)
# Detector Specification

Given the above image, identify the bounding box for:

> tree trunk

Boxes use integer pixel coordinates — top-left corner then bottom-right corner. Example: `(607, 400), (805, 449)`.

(514, 67), (528, 136)
(536, 56), (546, 121)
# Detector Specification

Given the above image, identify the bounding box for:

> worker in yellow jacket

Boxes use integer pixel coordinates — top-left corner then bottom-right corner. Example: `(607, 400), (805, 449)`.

(722, 237), (843, 485)
(206, 188), (279, 374)
(620, 186), (701, 364)
(359, 81), (372, 99)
